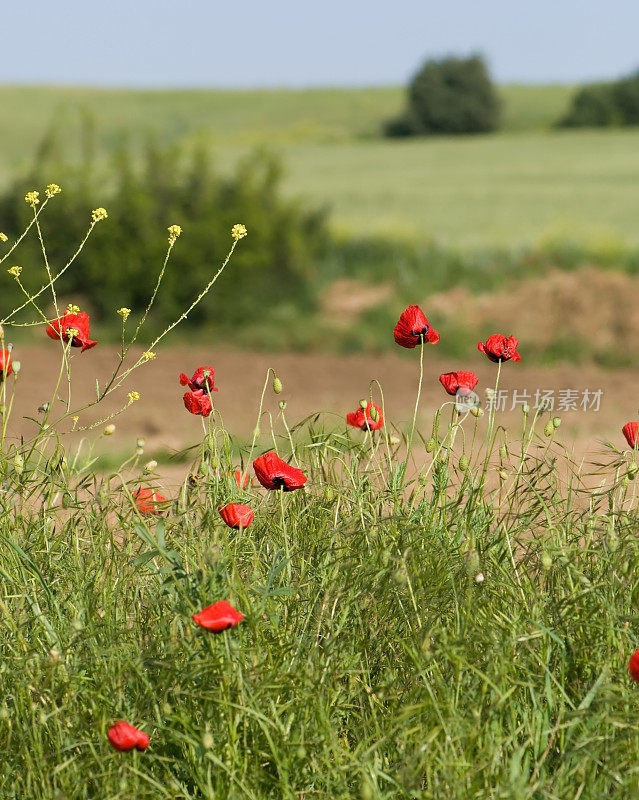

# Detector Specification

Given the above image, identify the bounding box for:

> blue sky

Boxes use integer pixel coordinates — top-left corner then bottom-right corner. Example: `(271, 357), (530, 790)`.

(4, 0), (638, 87)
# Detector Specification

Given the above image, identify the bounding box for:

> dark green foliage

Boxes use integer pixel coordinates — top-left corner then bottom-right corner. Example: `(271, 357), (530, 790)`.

(0, 127), (327, 336)
(559, 83), (619, 127)
(385, 54), (500, 137)
(559, 69), (639, 128)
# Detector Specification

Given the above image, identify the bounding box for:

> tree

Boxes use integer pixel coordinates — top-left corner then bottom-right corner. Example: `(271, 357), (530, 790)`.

(385, 54), (500, 137)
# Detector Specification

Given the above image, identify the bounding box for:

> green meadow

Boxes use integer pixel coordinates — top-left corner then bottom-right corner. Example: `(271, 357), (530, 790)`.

(6, 82), (639, 249)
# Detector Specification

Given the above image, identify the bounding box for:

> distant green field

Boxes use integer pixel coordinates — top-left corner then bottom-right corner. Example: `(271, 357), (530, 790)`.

(6, 82), (639, 248)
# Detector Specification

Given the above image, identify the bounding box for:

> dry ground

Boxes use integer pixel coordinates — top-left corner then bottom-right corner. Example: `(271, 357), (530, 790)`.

(6, 344), (635, 489)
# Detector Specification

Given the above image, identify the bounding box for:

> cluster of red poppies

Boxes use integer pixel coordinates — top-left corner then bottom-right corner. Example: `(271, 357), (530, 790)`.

(10, 304), (638, 750)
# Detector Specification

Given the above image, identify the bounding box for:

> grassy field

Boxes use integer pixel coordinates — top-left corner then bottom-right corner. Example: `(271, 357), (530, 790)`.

(3, 339), (639, 798)
(7, 86), (639, 248)
(5, 82), (639, 248)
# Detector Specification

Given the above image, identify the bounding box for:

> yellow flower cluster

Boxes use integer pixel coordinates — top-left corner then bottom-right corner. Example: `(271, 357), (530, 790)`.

(66, 303), (80, 313)
(142, 351), (156, 361)
(117, 307), (131, 321)
(231, 223), (247, 240)
(25, 191), (40, 207)
(91, 207), (108, 223)
(127, 391), (141, 404)
(0, 233), (7, 243)
(7, 266), (21, 278)
(45, 184), (62, 198)
(167, 224), (182, 244)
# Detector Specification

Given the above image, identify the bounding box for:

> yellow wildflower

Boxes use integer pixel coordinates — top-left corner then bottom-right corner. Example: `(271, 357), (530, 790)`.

(0, 233), (7, 243)
(25, 191), (40, 207)
(231, 223), (247, 240)
(142, 351), (156, 361)
(45, 184), (62, 198)
(117, 307), (131, 321)
(128, 391), (140, 404)
(91, 207), (108, 223)
(66, 303), (80, 313)
(167, 224), (182, 244)
(7, 266), (21, 278)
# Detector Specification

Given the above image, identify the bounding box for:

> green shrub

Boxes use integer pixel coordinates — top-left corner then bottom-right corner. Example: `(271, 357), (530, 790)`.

(558, 83), (618, 127)
(0, 128), (327, 335)
(385, 54), (500, 137)
(559, 69), (639, 128)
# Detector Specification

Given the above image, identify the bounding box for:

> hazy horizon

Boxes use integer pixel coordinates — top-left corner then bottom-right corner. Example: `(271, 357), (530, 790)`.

(3, 0), (638, 89)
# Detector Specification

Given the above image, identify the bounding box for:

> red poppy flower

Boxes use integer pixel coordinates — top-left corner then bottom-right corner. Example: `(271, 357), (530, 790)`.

(133, 488), (168, 515)
(477, 334), (521, 363)
(183, 389), (213, 417)
(179, 366), (218, 394)
(234, 470), (250, 489)
(0, 348), (12, 378)
(107, 721), (149, 751)
(623, 422), (639, 449)
(393, 305), (440, 348)
(192, 600), (244, 632)
(46, 311), (97, 352)
(629, 648), (639, 681)
(219, 503), (254, 529)
(346, 401), (384, 431)
(439, 371), (479, 395)
(253, 451), (307, 491)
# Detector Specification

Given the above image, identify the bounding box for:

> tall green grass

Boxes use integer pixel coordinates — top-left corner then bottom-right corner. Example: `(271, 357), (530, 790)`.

(1, 192), (639, 798)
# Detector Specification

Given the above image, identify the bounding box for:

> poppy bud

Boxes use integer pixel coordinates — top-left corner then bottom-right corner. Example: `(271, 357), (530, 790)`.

(465, 550), (480, 574)
(104, 424), (116, 435)
(13, 453), (23, 474)
(278, 401), (287, 411)
(608, 533), (619, 552)
(543, 421), (554, 437)
(470, 406), (484, 417)
(273, 377), (283, 394)
(459, 455), (468, 472)
(11, 360), (20, 374)
(137, 438), (145, 449)
(426, 439), (436, 453)
(369, 405), (380, 422)
(499, 445), (507, 459)
(390, 435), (401, 445)
(541, 551), (552, 570)
(359, 398), (368, 409)
(552, 417), (561, 428)
(202, 732), (214, 750)
(622, 476), (631, 488)
(144, 460), (158, 473)
(252, 426), (261, 439)
(522, 403), (530, 415)
(475, 572), (484, 583)
(499, 469), (508, 481)
(628, 463), (638, 480)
